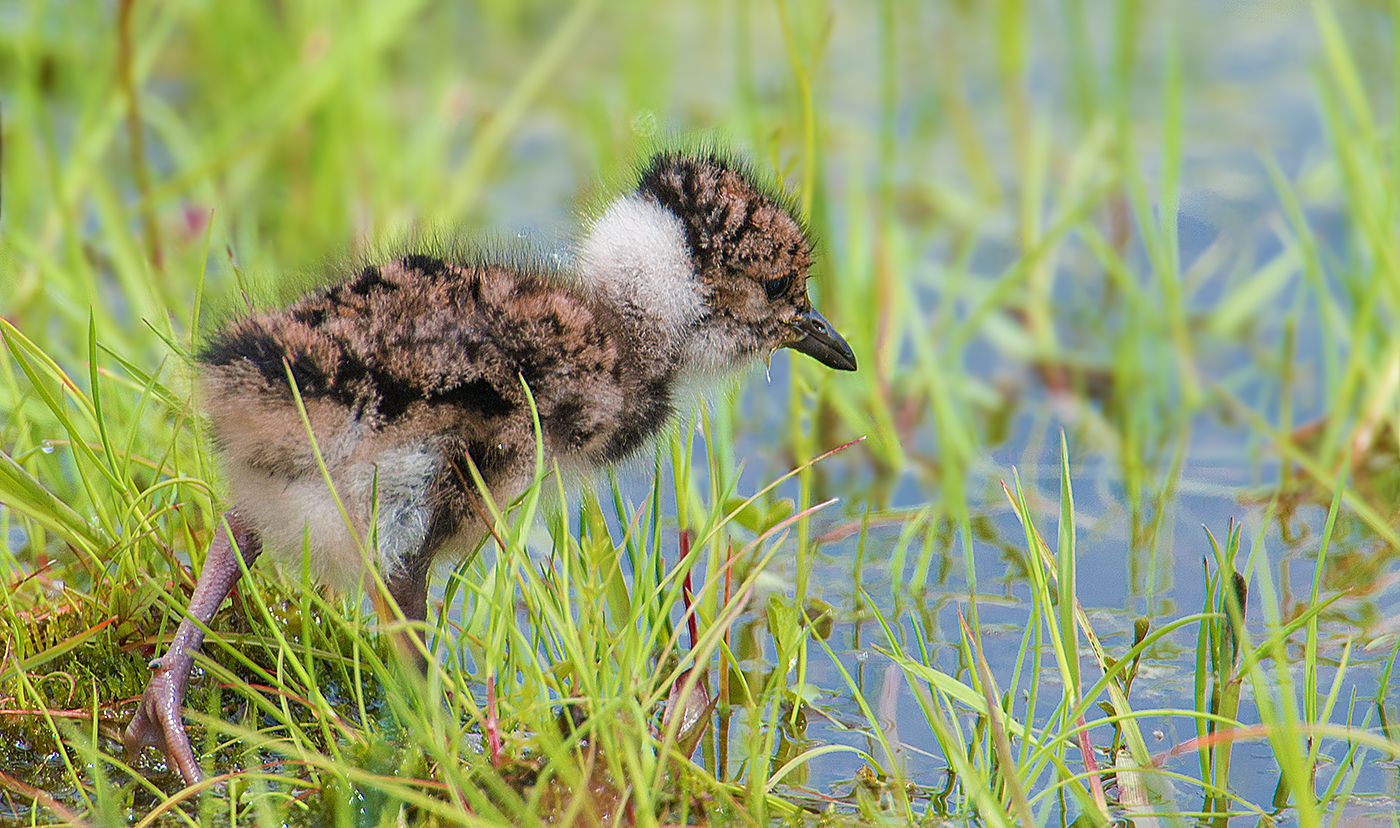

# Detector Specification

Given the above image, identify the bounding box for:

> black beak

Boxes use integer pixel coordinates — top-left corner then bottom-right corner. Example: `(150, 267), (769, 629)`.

(786, 308), (857, 371)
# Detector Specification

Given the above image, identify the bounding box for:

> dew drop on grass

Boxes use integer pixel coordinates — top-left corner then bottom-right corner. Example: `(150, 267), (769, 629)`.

(39, 440), (54, 454)
(631, 109), (658, 137)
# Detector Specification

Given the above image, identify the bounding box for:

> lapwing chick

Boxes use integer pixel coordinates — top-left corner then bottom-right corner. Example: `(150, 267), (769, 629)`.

(124, 151), (857, 786)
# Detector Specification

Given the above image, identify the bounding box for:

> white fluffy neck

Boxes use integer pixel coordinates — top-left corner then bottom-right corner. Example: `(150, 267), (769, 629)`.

(577, 194), (702, 345)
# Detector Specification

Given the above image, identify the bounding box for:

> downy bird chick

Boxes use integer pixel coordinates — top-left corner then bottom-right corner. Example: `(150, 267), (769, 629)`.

(124, 151), (857, 786)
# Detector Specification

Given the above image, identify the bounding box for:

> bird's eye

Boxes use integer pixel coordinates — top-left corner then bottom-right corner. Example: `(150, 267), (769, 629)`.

(762, 275), (790, 302)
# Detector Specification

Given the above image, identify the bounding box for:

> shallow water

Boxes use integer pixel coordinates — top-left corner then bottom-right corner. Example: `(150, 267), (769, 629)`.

(649, 0), (1400, 817)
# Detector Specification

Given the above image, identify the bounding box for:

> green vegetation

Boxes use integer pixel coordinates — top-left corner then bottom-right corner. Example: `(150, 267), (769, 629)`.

(2, 0), (1398, 825)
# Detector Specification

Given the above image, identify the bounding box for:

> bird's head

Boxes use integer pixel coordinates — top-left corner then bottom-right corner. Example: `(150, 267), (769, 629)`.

(579, 151), (857, 379)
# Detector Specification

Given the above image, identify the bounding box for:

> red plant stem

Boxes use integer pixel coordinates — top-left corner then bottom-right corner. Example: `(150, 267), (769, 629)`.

(1075, 714), (1108, 813)
(680, 529), (698, 649)
(485, 672), (502, 766)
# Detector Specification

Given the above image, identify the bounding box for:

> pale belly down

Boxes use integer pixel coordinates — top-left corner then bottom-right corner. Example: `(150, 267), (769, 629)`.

(220, 442), (444, 593)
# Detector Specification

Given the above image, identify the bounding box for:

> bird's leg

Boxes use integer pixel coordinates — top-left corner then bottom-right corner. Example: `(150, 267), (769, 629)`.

(383, 565), (430, 673)
(124, 510), (261, 786)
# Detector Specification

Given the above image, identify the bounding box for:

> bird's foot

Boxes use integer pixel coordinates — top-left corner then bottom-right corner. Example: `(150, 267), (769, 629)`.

(124, 652), (204, 786)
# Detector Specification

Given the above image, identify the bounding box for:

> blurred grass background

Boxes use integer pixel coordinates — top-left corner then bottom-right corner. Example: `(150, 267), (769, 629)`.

(2, 0), (1399, 824)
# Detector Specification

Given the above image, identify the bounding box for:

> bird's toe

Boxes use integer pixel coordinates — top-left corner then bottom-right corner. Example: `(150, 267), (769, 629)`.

(124, 655), (204, 785)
